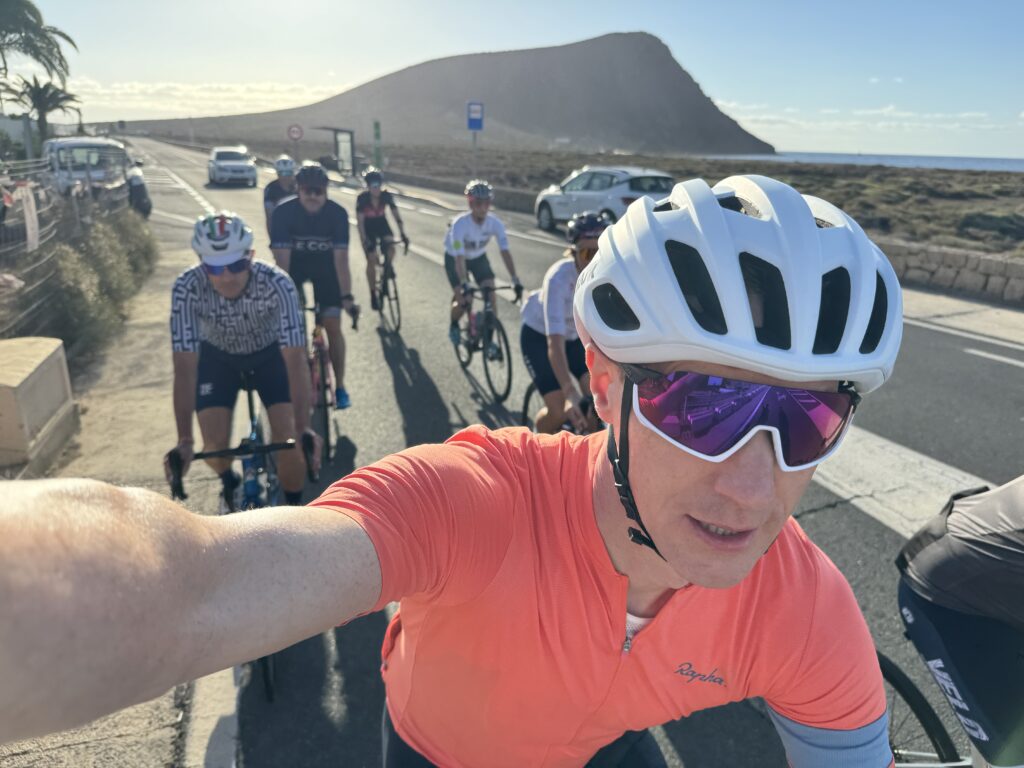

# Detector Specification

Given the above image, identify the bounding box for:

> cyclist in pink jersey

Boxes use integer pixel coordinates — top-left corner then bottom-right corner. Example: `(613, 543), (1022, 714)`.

(2, 175), (902, 767)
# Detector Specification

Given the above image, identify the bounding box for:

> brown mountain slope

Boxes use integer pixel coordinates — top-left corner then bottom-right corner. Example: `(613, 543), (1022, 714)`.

(130, 32), (773, 155)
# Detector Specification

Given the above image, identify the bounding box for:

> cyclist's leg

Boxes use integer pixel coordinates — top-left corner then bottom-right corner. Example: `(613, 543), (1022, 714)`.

(381, 235), (396, 274)
(521, 324), (565, 433)
(586, 729), (667, 767)
(310, 253), (346, 389)
(444, 253), (466, 327)
(195, 342), (240, 475)
(250, 345), (303, 499)
(898, 578), (1024, 765)
(363, 237), (379, 301)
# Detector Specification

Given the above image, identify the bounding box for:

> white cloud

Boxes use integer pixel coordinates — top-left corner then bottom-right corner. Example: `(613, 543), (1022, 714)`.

(893, 77), (904, 84)
(818, 108), (840, 114)
(868, 77), (880, 84)
(67, 76), (348, 121)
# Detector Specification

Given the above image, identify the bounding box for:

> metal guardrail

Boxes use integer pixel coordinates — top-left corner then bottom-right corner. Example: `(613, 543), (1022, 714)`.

(0, 149), (132, 339)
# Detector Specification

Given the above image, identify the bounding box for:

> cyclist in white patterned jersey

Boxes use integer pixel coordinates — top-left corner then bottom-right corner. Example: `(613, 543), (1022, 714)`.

(167, 211), (317, 510)
(444, 179), (523, 345)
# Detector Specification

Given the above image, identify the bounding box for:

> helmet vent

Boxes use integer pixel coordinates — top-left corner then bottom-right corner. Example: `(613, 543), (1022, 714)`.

(813, 267), (851, 354)
(653, 200), (677, 213)
(719, 195), (762, 218)
(739, 252), (791, 350)
(814, 217), (836, 229)
(665, 240), (727, 335)
(593, 283), (641, 331)
(859, 273), (888, 354)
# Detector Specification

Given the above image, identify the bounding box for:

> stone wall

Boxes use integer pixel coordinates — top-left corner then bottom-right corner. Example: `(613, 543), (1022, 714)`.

(876, 237), (1023, 307)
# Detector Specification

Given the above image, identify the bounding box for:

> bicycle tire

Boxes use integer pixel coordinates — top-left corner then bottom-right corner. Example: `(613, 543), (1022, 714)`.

(483, 316), (513, 403)
(318, 351), (333, 464)
(877, 651), (963, 765)
(379, 265), (401, 332)
(258, 654), (276, 702)
(455, 315), (473, 369)
(521, 382), (538, 428)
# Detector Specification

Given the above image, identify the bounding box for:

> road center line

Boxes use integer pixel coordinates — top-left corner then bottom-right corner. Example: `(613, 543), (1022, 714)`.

(162, 167), (216, 214)
(963, 347), (1024, 369)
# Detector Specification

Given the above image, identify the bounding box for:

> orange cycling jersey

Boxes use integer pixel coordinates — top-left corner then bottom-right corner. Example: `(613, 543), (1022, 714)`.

(312, 426), (892, 767)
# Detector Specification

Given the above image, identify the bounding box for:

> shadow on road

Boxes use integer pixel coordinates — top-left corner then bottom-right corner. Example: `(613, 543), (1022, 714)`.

(377, 328), (453, 447)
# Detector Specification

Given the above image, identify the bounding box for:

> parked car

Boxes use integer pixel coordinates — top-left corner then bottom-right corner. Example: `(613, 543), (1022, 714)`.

(41, 137), (131, 195)
(533, 165), (675, 230)
(207, 145), (258, 186)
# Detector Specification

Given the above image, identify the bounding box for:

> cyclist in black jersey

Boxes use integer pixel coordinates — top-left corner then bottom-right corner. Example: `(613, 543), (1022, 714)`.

(270, 162), (358, 410)
(356, 168), (408, 311)
(167, 211), (317, 510)
(263, 155), (297, 236)
(897, 475), (1024, 767)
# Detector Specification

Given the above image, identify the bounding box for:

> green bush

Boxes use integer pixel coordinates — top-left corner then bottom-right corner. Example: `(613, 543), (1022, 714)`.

(80, 220), (134, 304)
(108, 208), (159, 278)
(52, 242), (120, 348)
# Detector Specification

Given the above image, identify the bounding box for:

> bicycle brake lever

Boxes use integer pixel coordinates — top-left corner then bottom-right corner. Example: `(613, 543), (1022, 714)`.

(167, 449), (188, 501)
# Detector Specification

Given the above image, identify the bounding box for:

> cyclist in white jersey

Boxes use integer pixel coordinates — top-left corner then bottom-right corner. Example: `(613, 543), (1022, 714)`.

(167, 211), (316, 510)
(444, 179), (523, 345)
(521, 211), (610, 433)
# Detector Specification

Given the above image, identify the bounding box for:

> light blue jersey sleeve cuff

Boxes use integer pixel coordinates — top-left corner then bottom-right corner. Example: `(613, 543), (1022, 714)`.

(768, 706), (893, 767)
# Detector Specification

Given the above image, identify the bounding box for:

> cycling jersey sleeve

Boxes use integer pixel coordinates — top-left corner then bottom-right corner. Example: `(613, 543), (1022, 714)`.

(270, 269), (307, 348)
(309, 426), (519, 610)
(763, 547), (893, 767)
(445, 217), (465, 257)
(169, 270), (200, 353)
(492, 216), (510, 251)
(543, 261), (575, 338)
(269, 204), (292, 251)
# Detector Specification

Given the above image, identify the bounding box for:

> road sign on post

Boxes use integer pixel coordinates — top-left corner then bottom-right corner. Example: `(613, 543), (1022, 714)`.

(373, 120), (382, 168)
(467, 102), (483, 177)
(287, 124), (304, 141)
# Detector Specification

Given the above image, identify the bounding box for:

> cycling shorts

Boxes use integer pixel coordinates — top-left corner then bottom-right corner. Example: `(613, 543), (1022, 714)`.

(196, 341), (290, 412)
(289, 253), (342, 314)
(898, 578), (1024, 766)
(444, 252), (494, 290)
(363, 219), (395, 251)
(520, 324), (587, 396)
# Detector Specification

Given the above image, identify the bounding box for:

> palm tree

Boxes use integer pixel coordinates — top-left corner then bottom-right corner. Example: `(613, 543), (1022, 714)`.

(0, 0), (77, 84)
(1, 75), (80, 141)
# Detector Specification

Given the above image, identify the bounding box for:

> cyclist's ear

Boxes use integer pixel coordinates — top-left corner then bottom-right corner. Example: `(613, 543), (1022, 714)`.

(585, 344), (619, 425)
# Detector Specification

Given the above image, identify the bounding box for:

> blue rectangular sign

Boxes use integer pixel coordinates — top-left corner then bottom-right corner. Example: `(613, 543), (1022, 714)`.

(467, 101), (484, 131)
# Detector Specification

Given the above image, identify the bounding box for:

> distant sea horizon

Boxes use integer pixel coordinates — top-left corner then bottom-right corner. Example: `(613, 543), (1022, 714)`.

(701, 150), (1024, 174)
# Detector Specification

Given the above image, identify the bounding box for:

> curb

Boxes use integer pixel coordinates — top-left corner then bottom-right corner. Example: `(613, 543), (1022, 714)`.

(182, 668), (239, 768)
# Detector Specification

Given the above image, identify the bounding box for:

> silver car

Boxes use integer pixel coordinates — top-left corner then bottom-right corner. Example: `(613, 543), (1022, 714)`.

(207, 145), (258, 187)
(534, 165), (675, 230)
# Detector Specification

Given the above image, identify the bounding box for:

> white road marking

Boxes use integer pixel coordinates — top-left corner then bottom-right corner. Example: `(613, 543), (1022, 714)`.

(395, 201), (416, 210)
(416, 208), (442, 217)
(963, 347), (1024, 369)
(814, 426), (993, 538)
(506, 229), (563, 247)
(162, 167), (215, 214)
(150, 209), (198, 225)
(904, 317), (1024, 353)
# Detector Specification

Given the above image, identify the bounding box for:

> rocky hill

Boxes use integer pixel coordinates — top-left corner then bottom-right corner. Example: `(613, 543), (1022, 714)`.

(129, 32), (773, 155)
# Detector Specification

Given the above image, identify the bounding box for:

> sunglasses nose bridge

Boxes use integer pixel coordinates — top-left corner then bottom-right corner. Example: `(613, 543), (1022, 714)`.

(710, 428), (779, 502)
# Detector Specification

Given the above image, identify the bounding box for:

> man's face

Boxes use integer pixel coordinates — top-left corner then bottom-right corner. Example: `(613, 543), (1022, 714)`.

(203, 253), (252, 299)
(279, 175), (296, 191)
(468, 196), (490, 220)
(598, 354), (829, 588)
(298, 184), (327, 214)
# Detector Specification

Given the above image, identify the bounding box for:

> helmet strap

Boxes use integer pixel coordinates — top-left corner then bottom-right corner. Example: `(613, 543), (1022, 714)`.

(606, 380), (664, 560)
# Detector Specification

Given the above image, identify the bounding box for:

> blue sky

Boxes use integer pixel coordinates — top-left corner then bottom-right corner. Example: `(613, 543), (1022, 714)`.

(16, 0), (1024, 157)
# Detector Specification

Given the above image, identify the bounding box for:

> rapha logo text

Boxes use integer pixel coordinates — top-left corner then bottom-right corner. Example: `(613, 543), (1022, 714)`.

(675, 663), (726, 686)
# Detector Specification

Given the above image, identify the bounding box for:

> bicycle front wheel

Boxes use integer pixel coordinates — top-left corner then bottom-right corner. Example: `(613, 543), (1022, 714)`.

(317, 351), (334, 464)
(877, 651), (964, 765)
(455, 317), (474, 369)
(483, 317), (513, 403)
(380, 269), (401, 332)
(521, 382), (538, 429)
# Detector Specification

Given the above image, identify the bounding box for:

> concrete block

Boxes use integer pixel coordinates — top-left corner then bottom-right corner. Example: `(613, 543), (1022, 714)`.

(985, 275), (1008, 298)
(942, 251), (968, 269)
(0, 337), (78, 468)
(1005, 260), (1024, 279)
(1003, 277), (1024, 303)
(952, 270), (986, 293)
(902, 268), (933, 284)
(964, 254), (980, 271)
(977, 256), (1006, 276)
(930, 267), (958, 288)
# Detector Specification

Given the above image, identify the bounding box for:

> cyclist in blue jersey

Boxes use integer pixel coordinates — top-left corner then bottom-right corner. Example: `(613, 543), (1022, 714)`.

(166, 211), (316, 511)
(270, 162), (357, 410)
(356, 168), (408, 311)
(263, 155), (297, 236)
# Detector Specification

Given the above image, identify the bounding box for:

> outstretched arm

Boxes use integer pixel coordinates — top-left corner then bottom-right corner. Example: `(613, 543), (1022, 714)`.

(0, 479), (380, 745)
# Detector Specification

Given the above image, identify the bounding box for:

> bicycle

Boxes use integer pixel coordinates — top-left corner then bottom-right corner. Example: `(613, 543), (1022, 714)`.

(166, 370), (295, 703)
(303, 301), (359, 465)
(374, 234), (407, 332)
(520, 381), (602, 435)
(453, 283), (517, 403)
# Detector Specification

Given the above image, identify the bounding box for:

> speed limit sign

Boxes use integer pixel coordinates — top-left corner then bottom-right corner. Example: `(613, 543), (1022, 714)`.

(287, 124), (304, 141)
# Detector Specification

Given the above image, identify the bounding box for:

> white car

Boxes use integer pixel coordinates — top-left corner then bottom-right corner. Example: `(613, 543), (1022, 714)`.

(207, 145), (258, 187)
(534, 165), (675, 230)
(41, 137), (131, 195)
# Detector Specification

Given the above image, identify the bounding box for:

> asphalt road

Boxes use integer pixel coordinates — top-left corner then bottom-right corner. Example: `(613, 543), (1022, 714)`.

(6, 136), (1021, 768)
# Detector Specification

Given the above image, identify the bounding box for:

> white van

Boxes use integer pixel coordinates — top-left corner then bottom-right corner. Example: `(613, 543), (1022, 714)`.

(42, 137), (130, 195)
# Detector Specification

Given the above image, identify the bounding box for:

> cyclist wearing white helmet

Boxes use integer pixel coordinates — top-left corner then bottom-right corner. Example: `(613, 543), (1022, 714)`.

(166, 211), (316, 511)
(2, 176), (903, 768)
(520, 210), (610, 433)
(263, 154), (297, 235)
(444, 179), (523, 346)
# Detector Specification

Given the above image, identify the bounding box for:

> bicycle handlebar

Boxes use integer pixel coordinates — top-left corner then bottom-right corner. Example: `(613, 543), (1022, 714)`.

(166, 439), (295, 500)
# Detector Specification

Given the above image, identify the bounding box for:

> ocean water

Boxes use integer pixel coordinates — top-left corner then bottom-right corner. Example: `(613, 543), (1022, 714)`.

(702, 151), (1024, 174)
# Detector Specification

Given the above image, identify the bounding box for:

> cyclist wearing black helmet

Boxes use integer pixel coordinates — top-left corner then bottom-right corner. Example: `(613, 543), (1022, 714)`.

(270, 162), (358, 410)
(520, 211), (609, 432)
(444, 179), (522, 346)
(356, 168), (408, 311)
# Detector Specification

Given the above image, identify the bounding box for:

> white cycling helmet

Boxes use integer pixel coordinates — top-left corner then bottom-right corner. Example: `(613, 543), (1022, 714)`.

(574, 175), (902, 394)
(191, 211), (254, 266)
(274, 154), (296, 177)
